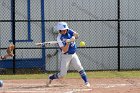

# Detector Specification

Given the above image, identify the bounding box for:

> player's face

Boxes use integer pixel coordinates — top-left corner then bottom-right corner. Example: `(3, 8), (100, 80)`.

(59, 29), (67, 35)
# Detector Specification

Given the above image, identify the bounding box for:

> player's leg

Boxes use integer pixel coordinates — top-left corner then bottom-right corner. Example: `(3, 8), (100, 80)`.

(48, 60), (69, 80)
(48, 54), (72, 84)
(71, 53), (90, 87)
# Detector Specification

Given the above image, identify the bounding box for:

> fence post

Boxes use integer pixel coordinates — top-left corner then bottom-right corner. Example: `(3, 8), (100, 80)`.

(117, 0), (120, 71)
(41, 0), (46, 71)
(11, 0), (16, 74)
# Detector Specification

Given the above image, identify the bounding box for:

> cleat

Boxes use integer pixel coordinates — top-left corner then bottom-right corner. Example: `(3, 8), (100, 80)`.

(85, 82), (90, 87)
(46, 75), (53, 86)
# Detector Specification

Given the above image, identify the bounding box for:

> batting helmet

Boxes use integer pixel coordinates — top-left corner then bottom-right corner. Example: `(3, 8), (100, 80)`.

(56, 22), (69, 31)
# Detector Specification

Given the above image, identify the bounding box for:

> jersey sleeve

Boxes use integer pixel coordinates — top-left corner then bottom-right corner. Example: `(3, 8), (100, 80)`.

(68, 29), (74, 36)
(57, 34), (64, 47)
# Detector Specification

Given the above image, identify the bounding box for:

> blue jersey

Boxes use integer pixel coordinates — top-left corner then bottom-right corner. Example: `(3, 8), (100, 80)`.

(57, 29), (77, 54)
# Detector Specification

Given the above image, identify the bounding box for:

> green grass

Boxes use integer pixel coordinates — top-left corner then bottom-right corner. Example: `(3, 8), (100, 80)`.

(0, 71), (140, 80)
(0, 73), (48, 80)
(66, 71), (140, 78)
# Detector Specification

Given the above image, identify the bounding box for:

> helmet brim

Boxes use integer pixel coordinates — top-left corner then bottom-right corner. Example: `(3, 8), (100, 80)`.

(59, 27), (69, 31)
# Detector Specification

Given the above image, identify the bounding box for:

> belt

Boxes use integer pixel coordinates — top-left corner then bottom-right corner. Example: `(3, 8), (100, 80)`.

(63, 53), (75, 55)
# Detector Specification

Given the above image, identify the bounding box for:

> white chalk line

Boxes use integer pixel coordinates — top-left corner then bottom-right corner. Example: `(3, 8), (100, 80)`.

(1, 90), (92, 93)
(0, 90), (48, 93)
(1, 88), (92, 93)
(94, 83), (140, 88)
(64, 89), (92, 93)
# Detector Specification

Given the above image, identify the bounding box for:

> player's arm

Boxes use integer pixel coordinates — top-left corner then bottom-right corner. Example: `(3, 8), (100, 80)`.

(69, 31), (78, 42)
(60, 42), (69, 53)
(73, 31), (79, 39)
(57, 35), (69, 53)
(66, 31), (79, 43)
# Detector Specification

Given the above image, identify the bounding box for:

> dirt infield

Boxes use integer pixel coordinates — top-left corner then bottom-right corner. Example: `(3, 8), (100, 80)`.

(0, 78), (140, 93)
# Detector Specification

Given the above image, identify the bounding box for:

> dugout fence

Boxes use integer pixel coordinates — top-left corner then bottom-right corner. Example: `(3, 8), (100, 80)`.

(0, 0), (140, 74)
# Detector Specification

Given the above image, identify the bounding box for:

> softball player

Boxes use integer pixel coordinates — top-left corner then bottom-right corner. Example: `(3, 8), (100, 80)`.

(48, 22), (90, 87)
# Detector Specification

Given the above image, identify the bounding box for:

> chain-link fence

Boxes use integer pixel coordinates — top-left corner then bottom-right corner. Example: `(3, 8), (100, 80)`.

(0, 0), (140, 74)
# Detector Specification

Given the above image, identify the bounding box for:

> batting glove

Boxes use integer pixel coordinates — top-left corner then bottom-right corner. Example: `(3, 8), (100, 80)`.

(65, 39), (71, 43)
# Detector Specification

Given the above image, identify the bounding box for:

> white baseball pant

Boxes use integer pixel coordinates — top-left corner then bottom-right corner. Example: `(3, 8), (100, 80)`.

(58, 53), (83, 78)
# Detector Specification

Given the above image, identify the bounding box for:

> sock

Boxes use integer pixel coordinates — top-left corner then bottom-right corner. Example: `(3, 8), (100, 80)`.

(79, 70), (88, 83)
(49, 73), (59, 80)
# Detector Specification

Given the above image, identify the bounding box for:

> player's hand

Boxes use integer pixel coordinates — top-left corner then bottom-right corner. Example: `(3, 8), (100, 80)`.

(65, 39), (71, 43)
(65, 37), (75, 43)
(70, 36), (75, 42)
(73, 32), (79, 39)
